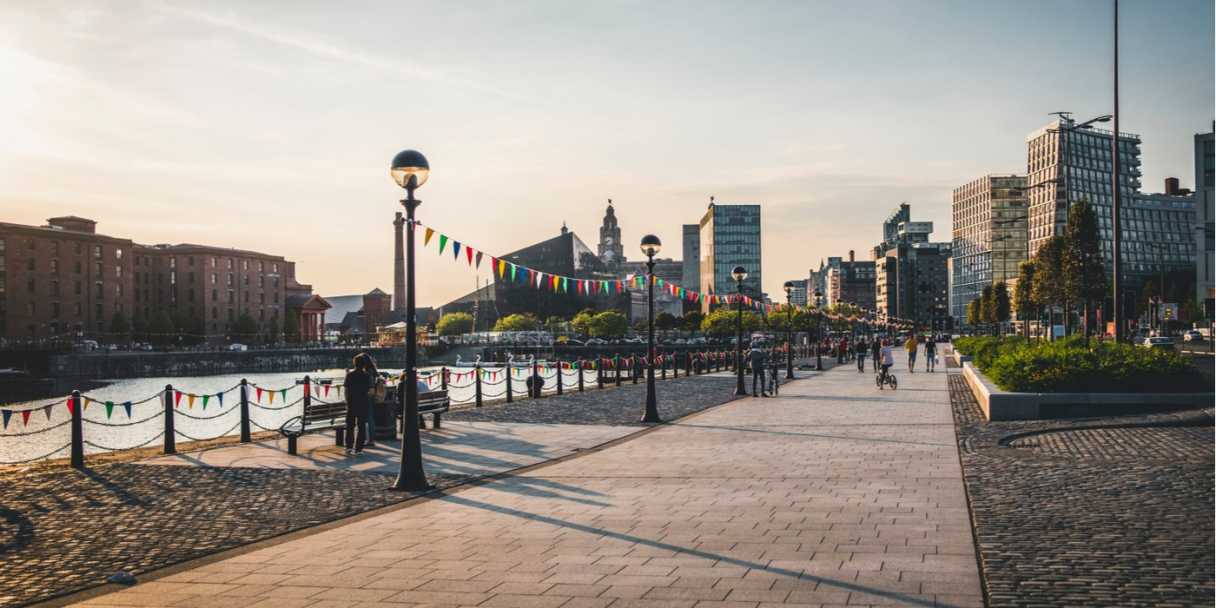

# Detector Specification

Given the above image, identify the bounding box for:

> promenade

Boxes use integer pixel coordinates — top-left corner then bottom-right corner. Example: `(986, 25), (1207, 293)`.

(75, 363), (983, 608)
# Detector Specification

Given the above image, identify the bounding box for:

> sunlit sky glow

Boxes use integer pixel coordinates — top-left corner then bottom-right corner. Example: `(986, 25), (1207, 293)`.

(1, 1), (1212, 304)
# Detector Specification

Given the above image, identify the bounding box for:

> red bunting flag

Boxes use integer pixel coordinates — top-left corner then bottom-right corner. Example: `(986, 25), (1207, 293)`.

(21, 409), (31, 426)
(466, 246), (474, 265)
(174, 391), (183, 407)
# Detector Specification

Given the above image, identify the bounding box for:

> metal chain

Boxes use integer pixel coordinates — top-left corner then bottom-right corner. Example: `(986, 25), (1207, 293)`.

(248, 419), (279, 432)
(83, 409), (165, 428)
(84, 430), (166, 452)
(252, 396), (306, 410)
(174, 405), (240, 421)
(174, 420), (242, 442)
(0, 418), (73, 437)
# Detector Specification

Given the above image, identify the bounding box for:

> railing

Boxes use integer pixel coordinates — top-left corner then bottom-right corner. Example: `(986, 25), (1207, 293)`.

(0, 346), (811, 468)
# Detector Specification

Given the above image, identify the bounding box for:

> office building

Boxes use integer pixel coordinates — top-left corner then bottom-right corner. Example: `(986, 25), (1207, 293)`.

(783, 280), (807, 306)
(872, 204), (950, 325)
(681, 224), (700, 292)
(698, 202), (762, 311)
(1196, 131), (1215, 317)
(824, 251), (876, 311)
(950, 174), (1028, 320)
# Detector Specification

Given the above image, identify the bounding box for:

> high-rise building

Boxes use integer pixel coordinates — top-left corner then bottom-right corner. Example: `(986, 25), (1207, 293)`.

(597, 200), (625, 266)
(783, 280), (807, 306)
(698, 202), (762, 311)
(681, 224), (700, 291)
(950, 174), (1028, 320)
(873, 204), (950, 326)
(1196, 131), (1215, 317)
(825, 251), (876, 311)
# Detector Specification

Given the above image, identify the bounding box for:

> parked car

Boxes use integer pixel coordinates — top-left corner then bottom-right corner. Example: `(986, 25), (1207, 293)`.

(228, 343), (249, 352)
(1140, 337), (1174, 350)
(1183, 330), (1203, 343)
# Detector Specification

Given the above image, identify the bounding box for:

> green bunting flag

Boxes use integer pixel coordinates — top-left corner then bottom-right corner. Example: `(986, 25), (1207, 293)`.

(202, 394), (210, 409)
(438, 234), (448, 254)
(280, 389), (288, 402)
(105, 400), (114, 419)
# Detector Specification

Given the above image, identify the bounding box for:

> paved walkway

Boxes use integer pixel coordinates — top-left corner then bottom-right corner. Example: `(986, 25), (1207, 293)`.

(77, 364), (982, 608)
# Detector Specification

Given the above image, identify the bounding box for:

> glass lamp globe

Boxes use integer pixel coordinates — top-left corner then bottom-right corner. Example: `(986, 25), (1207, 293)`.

(390, 149), (430, 189)
(731, 266), (747, 282)
(639, 234), (662, 257)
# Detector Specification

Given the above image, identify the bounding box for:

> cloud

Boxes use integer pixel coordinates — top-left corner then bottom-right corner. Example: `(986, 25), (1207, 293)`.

(152, 2), (533, 103)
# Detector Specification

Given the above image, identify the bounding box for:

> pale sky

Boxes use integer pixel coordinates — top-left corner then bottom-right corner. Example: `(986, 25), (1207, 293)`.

(1, 0), (1212, 305)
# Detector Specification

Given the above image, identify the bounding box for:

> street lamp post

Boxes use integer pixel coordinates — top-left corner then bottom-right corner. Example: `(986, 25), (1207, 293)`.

(640, 235), (662, 423)
(783, 281), (795, 379)
(389, 149), (431, 493)
(732, 266), (748, 396)
(813, 289), (824, 370)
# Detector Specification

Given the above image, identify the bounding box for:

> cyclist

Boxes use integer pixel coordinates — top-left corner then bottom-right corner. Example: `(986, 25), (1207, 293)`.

(878, 339), (895, 386)
(924, 337), (937, 373)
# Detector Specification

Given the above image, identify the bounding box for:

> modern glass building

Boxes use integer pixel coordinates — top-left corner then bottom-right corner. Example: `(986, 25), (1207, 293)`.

(698, 203), (761, 311)
(681, 224), (700, 291)
(950, 174), (1028, 320)
(1196, 131), (1214, 317)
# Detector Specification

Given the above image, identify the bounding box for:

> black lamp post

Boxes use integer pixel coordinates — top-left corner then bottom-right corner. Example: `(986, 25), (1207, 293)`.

(640, 234), (662, 423)
(732, 266), (748, 396)
(389, 149), (431, 493)
(813, 289), (823, 370)
(783, 281), (795, 379)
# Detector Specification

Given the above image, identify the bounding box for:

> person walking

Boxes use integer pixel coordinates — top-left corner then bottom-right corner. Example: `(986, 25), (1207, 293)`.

(904, 334), (919, 373)
(855, 336), (868, 372)
(748, 343), (769, 397)
(870, 337), (881, 370)
(342, 353), (376, 455)
(924, 337), (937, 372)
(364, 355), (381, 448)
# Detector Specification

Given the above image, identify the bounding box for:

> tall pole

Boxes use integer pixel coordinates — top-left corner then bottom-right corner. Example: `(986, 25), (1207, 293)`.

(642, 255), (660, 422)
(392, 177), (430, 492)
(1111, 0), (1123, 342)
(734, 282), (746, 396)
(785, 302), (794, 379)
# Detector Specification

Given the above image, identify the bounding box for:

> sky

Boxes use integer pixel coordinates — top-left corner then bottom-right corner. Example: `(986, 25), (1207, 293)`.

(1, 0), (1212, 305)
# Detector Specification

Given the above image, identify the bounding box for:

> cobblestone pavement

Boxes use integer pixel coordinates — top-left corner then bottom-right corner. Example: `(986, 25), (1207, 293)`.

(447, 372), (753, 426)
(79, 364), (984, 608)
(947, 373), (1215, 608)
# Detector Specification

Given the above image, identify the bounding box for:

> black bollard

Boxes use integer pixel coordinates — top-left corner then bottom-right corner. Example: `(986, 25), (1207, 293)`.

(475, 364), (483, 407)
(578, 359), (585, 392)
(556, 361), (564, 395)
(614, 355), (621, 387)
(239, 379), (251, 443)
(163, 384), (175, 455)
(506, 367), (513, 403)
(70, 390), (84, 469)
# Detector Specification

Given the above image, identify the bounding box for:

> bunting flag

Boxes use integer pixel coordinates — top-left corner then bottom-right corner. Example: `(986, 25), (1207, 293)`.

(465, 246), (474, 265)
(268, 390), (276, 404)
(256, 387), (263, 402)
(452, 241), (461, 259)
(323, 385), (330, 397)
(424, 227), (435, 245)
(123, 401), (133, 418)
(66, 398), (75, 416)
(174, 391), (183, 407)
(280, 389), (288, 402)
(187, 394), (196, 409)
(202, 394), (210, 409)
(1, 410), (10, 429)
(217, 392), (224, 407)
(104, 401), (114, 419)
(43, 404), (54, 421)
(475, 251), (483, 268)
(438, 234), (448, 254)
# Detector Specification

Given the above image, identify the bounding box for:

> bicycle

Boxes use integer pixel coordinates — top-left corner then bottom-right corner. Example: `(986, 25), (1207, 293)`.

(875, 367), (898, 390)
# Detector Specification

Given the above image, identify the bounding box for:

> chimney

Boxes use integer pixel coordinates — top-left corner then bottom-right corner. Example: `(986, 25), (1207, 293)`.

(849, 250), (855, 262)
(1164, 177), (1180, 195)
(393, 212), (405, 312)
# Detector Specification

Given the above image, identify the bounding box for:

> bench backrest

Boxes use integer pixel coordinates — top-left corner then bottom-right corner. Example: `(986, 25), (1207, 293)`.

(301, 400), (346, 429)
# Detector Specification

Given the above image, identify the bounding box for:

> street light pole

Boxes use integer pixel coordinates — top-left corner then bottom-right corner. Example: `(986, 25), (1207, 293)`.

(783, 281), (795, 379)
(389, 149), (431, 493)
(1111, 0), (1124, 342)
(640, 235), (662, 423)
(813, 289), (824, 370)
(732, 266), (747, 396)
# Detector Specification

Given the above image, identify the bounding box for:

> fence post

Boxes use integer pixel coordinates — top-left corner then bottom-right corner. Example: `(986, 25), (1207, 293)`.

(532, 360), (540, 398)
(632, 355), (638, 384)
(441, 367), (449, 391)
(685, 351), (692, 376)
(239, 379), (251, 443)
(162, 384), (175, 455)
(475, 364), (483, 407)
(556, 362), (564, 395)
(597, 359), (604, 389)
(70, 390), (84, 469)
(578, 359), (585, 392)
(614, 355), (621, 387)
(506, 366), (513, 403)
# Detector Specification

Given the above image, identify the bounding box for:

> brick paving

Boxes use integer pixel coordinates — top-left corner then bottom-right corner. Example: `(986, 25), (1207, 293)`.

(77, 364), (984, 608)
(947, 373), (1215, 608)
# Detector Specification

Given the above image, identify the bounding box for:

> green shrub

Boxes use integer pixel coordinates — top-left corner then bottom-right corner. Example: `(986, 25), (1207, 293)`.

(978, 339), (1206, 393)
(954, 336), (1028, 370)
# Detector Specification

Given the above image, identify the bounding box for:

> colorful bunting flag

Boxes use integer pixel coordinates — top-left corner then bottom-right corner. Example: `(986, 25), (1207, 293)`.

(452, 241), (461, 259)
(202, 394), (210, 409)
(43, 404), (54, 421)
(424, 227), (435, 245)
(187, 394), (196, 409)
(104, 401), (114, 419)
(1, 410), (10, 429)
(123, 401), (132, 418)
(438, 234), (448, 254)
(174, 391), (183, 407)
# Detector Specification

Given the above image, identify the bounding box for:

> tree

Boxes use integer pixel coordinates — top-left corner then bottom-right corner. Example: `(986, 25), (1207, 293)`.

(172, 311), (205, 346)
(283, 309), (301, 344)
(132, 313), (149, 342)
(544, 316), (567, 335)
(109, 312), (130, 344)
(493, 313), (539, 332)
(233, 313), (259, 342)
(1014, 261), (1037, 338)
(588, 311), (629, 338)
(654, 312), (678, 331)
(699, 308), (762, 338)
(149, 311), (176, 347)
(681, 310), (704, 332)
(436, 312), (475, 336)
(571, 309), (596, 337)
(979, 284), (995, 334)
(993, 281), (1011, 336)
(1033, 236), (1067, 340)
(1063, 200), (1106, 337)
(966, 299), (980, 329)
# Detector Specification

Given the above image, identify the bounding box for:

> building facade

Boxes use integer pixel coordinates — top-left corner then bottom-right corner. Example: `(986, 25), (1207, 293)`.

(783, 280), (807, 306)
(1196, 131), (1215, 317)
(950, 174), (1028, 320)
(825, 251), (876, 311)
(681, 224), (700, 292)
(872, 204), (950, 326)
(698, 203), (762, 311)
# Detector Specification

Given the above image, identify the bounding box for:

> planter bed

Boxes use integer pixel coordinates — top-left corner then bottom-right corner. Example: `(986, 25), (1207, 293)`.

(961, 361), (1212, 421)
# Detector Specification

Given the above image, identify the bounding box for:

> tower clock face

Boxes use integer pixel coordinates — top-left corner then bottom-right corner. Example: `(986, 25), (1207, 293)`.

(605, 237), (614, 246)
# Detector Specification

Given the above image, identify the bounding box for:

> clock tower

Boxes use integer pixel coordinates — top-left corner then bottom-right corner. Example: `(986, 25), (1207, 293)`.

(597, 199), (625, 266)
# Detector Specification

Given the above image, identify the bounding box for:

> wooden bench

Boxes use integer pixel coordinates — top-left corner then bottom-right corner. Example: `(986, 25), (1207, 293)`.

(390, 385), (451, 430)
(279, 398), (347, 455)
